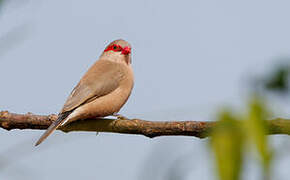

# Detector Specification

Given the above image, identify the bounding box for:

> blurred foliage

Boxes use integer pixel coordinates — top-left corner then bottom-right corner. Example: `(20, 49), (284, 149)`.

(264, 66), (289, 92)
(264, 65), (290, 93)
(211, 112), (244, 180)
(211, 98), (273, 180)
(254, 61), (290, 95)
(244, 98), (272, 176)
(0, 0), (5, 13)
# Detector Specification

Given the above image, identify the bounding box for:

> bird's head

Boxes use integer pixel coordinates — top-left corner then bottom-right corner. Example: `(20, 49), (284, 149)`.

(100, 39), (132, 65)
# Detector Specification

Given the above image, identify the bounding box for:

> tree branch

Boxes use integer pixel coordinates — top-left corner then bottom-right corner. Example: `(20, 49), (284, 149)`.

(1, 111), (290, 138)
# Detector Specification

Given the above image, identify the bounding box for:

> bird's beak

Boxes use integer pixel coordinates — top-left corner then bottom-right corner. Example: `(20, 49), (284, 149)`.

(121, 46), (131, 55)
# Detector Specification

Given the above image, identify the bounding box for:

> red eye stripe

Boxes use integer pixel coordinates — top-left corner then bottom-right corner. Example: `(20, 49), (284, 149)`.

(104, 44), (123, 52)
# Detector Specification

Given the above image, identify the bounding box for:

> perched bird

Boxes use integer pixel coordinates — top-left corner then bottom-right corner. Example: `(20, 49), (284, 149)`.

(35, 39), (134, 146)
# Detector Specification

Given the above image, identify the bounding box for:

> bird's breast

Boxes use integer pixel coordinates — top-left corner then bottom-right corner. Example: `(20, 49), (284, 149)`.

(76, 68), (133, 119)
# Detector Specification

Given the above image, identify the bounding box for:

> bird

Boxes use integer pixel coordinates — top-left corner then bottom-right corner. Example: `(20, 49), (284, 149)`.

(35, 39), (134, 146)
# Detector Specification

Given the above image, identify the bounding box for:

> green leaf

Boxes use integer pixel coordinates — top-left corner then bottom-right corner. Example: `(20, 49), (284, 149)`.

(210, 111), (244, 180)
(244, 98), (273, 177)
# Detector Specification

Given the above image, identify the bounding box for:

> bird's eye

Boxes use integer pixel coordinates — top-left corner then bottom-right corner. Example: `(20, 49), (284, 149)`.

(113, 45), (117, 50)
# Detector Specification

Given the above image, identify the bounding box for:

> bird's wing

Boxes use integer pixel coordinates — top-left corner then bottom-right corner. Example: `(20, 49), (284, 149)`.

(35, 60), (124, 146)
(61, 60), (124, 113)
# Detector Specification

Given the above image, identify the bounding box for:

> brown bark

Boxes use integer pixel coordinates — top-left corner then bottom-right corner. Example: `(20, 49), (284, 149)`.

(1, 111), (290, 138)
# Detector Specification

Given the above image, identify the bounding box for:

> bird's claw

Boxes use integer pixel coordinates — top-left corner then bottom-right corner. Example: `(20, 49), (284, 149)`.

(112, 113), (129, 120)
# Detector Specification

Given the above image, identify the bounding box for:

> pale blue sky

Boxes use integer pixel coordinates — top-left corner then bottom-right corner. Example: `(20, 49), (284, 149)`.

(1, 0), (290, 179)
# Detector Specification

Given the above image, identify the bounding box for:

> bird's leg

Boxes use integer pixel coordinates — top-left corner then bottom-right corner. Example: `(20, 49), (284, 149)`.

(112, 113), (129, 120)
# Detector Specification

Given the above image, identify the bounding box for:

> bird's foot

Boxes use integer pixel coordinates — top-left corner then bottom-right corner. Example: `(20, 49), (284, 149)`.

(112, 113), (129, 120)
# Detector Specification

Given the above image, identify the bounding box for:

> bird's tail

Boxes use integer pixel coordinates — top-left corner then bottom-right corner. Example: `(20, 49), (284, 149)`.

(35, 111), (71, 146)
